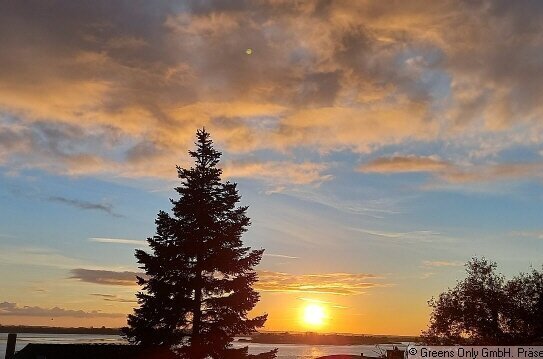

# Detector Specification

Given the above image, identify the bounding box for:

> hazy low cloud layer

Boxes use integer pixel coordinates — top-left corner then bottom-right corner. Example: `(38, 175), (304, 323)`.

(1, 1), (543, 186)
(0, 301), (125, 318)
(71, 267), (382, 295)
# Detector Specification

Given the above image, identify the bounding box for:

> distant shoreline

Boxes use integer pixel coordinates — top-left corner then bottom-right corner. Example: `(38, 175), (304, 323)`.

(0, 326), (419, 346)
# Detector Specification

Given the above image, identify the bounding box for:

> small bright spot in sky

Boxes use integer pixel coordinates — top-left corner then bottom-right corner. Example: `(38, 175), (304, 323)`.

(245, 48), (253, 55)
(302, 303), (326, 327)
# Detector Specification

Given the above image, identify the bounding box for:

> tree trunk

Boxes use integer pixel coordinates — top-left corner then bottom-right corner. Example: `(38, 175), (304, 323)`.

(192, 267), (204, 358)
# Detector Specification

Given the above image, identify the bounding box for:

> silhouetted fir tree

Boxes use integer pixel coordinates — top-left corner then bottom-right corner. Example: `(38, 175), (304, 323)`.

(123, 129), (277, 359)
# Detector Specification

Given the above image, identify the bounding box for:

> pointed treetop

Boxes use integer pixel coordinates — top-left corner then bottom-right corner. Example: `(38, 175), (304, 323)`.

(189, 127), (221, 169)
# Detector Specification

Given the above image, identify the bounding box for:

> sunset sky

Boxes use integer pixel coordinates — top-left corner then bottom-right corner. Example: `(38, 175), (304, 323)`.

(1, 1), (543, 336)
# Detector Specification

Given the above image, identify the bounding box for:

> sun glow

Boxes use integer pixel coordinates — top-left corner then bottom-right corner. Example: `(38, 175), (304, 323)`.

(302, 303), (326, 327)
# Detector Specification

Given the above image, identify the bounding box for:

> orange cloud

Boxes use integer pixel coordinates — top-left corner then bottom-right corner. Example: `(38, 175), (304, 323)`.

(360, 155), (543, 185)
(360, 156), (450, 173)
(1, 1), (543, 185)
(255, 270), (383, 295)
(222, 160), (332, 186)
(436, 163), (543, 184)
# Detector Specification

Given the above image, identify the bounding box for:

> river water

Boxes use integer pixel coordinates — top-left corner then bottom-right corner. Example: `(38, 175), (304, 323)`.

(0, 333), (409, 358)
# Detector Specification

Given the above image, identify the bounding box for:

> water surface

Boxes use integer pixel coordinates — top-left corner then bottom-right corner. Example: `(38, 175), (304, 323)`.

(0, 333), (408, 358)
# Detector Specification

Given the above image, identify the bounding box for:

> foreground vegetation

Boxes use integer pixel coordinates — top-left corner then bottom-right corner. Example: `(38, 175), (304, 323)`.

(423, 257), (543, 345)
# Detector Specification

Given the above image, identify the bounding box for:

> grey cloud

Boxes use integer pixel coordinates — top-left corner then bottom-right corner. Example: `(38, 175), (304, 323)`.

(0, 120), (118, 175)
(0, 301), (125, 318)
(47, 196), (122, 217)
(125, 140), (165, 164)
(70, 268), (144, 286)
(91, 294), (137, 303)
(296, 71), (342, 107)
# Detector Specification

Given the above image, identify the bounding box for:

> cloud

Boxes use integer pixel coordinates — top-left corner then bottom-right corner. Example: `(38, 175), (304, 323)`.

(263, 253), (299, 259)
(68, 267), (383, 295)
(89, 237), (147, 246)
(0, 246), (97, 270)
(222, 160), (332, 186)
(422, 260), (463, 267)
(0, 121), (117, 176)
(360, 156), (450, 173)
(90, 293), (137, 303)
(1, 1), (543, 186)
(297, 297), (348, 309)
(48, 196), (122, 217)
(70, 269), (143, 286)
(0, 301), (125, 318)
(255, 270), (382, 295)
(350, 227), (446, 243)
(66, 267), (384, 296)
(510, 231), (543, 240)
(435, 162), (543, 184)
(278, 188), (400, 218)
(360, 155), (543, 185)
(420, 272), (436, 280)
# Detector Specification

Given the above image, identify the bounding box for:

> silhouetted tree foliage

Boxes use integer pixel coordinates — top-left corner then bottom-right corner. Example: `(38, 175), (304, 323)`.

(122, 129), (277, 359)
(422, 257), (543, 345)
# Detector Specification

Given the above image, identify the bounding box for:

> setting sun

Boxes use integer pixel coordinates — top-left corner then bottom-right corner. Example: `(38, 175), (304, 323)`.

(302, 304), (326, 328)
